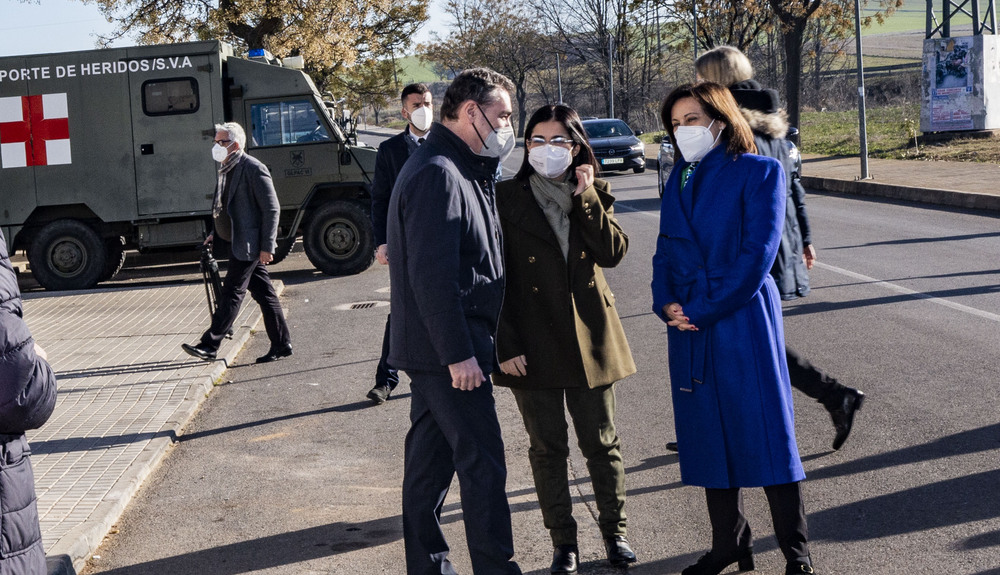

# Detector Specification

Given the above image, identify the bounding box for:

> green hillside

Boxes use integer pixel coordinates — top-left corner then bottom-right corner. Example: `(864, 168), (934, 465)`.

(398, 55), (441, 84)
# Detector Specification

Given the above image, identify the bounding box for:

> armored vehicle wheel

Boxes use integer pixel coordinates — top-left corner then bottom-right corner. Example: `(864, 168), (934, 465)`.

(269, 237), (296, 266)
(303, 201), (375, 276)
(100, 236), (127, 281)
(28, 219), (108, 291)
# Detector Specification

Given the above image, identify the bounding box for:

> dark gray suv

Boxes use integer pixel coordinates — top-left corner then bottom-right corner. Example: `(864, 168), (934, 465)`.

(582, 118), (646, 174)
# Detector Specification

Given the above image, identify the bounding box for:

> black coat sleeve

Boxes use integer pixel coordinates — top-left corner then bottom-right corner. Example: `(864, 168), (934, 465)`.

(371, 139), (397, 247)
(790, 176), (812, 246)
(0, 242), (57, 434)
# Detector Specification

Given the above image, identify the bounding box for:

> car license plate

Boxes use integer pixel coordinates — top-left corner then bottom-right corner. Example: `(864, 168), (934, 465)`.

(602, 158), (624, 165)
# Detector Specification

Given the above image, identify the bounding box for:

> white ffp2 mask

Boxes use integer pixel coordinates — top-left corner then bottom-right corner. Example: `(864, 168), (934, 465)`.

(674, 120), (721, 163)
(528, 145), (573, 179)
(409, 106), (433, 132)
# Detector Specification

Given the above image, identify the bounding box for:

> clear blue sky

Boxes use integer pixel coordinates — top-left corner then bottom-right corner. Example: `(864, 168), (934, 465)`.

(0, 0), (442, 57)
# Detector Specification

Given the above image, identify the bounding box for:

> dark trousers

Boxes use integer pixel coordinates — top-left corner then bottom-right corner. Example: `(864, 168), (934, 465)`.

(786, 346), (846, 409)
(200, 256), (290, 351)
(510, 384), (626, 546)
(375, 315), (399, 389)
(704, 482), (810, 565)
(402, 371), (521, 575)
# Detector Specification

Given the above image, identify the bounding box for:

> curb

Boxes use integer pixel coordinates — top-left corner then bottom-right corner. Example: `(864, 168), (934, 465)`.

(43, 282), (284, 575)
(801, 175), (1000, 213)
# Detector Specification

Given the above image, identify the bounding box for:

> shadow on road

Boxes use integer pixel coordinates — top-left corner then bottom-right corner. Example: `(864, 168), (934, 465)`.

(87, 517), (402, 575)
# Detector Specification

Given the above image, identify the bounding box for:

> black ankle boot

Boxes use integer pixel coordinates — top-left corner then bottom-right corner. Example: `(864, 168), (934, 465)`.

(604, 535), (637, 567)
(550, 544), (578, 574)
(786, 560), (815, 574)
(681, 547), (754, 575)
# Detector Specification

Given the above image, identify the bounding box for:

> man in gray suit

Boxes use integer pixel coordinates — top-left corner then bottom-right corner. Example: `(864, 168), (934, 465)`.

(182, 122), (292, 364)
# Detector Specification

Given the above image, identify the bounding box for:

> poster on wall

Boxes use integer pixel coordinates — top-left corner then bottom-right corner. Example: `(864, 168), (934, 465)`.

(930, 37), (974, 131)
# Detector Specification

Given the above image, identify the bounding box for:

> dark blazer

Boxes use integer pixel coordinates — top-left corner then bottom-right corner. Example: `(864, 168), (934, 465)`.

(1, 229), (57, 575)
(371, 127), (419, 246)
(386, 123), (504, 374)
(492, 177), (636, 389)
(219, 153), (280, 261)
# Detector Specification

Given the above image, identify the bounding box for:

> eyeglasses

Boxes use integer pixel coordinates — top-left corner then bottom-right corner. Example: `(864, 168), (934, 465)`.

(214, 139), (232, 146)
(528, 136), (575, 148)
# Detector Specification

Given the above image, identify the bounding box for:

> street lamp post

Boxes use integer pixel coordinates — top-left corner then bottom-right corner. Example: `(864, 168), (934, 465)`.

(854, 0), (870, 179)
(609, 35), (615, 118)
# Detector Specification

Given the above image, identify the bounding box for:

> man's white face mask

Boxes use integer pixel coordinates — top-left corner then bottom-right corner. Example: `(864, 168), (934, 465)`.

(409, 106), (433, 132)
(211, 142), (233, 163)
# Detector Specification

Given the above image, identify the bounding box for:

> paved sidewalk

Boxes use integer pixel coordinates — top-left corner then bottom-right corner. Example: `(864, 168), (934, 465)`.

(23, 146), (998, 575)
(20, 283), (275, 575)
(799, 154), (1000, 212)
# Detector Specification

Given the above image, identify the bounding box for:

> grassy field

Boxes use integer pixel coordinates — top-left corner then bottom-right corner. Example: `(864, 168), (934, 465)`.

(865, 0), (927, 35)
(800, 104), (1000, 162)
(398, 54), (441, 84)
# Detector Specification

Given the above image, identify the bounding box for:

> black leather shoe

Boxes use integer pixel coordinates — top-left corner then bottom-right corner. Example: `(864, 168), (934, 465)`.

(256, 344), (292, 364)
(786, 560), (815, 574)
(681, 547), (754, 575)
(550, 544), (578, 574)
(666, 441), (678, 452)
(605, 535), (637, 567)
(829, 388), (865, 450)
(366, 384), (391, 405)
(181, 343), (217, 361)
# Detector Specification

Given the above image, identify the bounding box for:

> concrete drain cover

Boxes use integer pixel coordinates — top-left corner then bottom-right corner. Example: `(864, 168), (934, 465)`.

(334, 301), (389, 311)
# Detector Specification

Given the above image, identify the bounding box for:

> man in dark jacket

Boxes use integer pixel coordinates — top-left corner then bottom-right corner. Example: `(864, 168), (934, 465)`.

(366, 83), (433, 405)
(182, 122), (292, 364)
(387, 68), (521, 575)
(1, 229), (58, 575)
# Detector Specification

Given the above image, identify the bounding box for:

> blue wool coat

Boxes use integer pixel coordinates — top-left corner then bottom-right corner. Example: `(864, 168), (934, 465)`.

(651, 144), (805, 489)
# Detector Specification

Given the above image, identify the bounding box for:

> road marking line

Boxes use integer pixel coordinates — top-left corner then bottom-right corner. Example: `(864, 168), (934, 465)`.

(615, 200), (999, 322)
(816, 262), (1000, 323)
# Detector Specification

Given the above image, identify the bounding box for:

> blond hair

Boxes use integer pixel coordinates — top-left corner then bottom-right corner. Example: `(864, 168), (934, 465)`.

(695, 46), (753, 87)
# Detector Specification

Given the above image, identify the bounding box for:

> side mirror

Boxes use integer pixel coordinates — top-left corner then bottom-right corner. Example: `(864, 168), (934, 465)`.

(635, 130), (643, 137)
(340, 150), (352, 165)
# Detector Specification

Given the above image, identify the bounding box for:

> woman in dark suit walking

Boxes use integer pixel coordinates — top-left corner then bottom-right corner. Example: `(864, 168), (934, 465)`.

(652, 82), (818, 575)
(493, 104), (637, 574)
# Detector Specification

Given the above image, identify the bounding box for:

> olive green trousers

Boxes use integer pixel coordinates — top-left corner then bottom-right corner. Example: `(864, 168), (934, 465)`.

(511, 384), (627, 546)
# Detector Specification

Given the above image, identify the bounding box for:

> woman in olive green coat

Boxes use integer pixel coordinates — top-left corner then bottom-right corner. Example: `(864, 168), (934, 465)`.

(493, 104), (636, 575)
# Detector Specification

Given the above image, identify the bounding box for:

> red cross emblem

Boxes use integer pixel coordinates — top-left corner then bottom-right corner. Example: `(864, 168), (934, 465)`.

(0, 93), (72, 168)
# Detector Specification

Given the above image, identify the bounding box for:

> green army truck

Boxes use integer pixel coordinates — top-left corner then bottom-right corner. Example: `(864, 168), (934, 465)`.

(0, 40), (376, 291)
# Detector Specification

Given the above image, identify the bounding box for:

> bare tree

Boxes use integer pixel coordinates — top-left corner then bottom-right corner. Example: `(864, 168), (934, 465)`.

(421, 0), (550, 136)
(83, 0), (428, 70)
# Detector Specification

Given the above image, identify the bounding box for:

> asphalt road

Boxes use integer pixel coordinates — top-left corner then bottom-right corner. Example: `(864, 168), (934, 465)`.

(78, 141), (1000, 574)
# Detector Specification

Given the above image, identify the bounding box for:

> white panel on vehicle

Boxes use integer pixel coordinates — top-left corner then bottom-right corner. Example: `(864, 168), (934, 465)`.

(42, 93), (69, 119)
(45, 139), (71, 165)
(0, 96), (23, 122)
(1, 142), (27, 168)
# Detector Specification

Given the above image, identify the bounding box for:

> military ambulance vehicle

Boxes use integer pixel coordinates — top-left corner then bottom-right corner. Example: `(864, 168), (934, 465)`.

(0, 40), (376, 290)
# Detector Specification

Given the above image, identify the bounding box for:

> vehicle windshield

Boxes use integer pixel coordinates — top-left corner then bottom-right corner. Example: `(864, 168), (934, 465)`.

(583, 120), (633, 139)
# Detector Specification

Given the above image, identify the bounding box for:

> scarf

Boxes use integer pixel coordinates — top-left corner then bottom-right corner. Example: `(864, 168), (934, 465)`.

(213, 150), (244, 218)
(528, 172), (575, 261)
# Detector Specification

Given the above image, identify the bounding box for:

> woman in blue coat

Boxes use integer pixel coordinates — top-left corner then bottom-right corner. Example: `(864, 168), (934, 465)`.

(651, 83), (817, 575)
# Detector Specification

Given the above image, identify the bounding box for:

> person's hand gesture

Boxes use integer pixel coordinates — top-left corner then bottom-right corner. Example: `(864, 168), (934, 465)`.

(574, 164), (594, 196)
(500, 355), (527, 376)
(448, 357), (485, 390)
(664, 302), (698, 331)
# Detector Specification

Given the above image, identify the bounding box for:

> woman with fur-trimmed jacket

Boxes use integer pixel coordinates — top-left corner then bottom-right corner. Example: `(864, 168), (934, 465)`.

(693, 46), (867, 453)
(1, 228), (58, 575)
